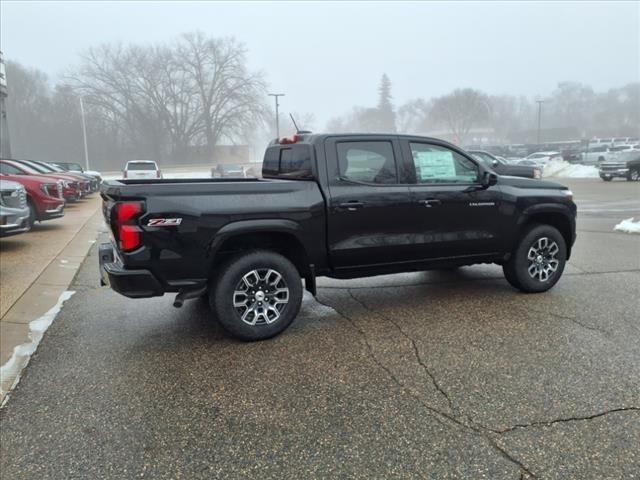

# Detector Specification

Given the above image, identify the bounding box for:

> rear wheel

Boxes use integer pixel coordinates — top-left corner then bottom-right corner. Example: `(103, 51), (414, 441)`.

(210, 250), (303, 341)
(627, 169), (639, 182)
(602, 176), (612, 182)
(503, 224), (567, 293)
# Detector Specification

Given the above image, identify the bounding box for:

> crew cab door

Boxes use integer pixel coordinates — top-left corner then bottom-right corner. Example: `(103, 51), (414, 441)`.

(399, 139), (504, 259)
(324, 136), (415, 270)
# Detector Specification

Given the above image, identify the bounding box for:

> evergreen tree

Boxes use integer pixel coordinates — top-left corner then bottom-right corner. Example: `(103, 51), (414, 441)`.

(376, 74), (396, 132)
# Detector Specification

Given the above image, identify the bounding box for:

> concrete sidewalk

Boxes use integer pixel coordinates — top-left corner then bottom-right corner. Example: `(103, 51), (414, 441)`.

(0, 198), (103, 398)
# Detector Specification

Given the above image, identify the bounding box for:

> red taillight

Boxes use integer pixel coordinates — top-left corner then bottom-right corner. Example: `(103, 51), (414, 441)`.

(123, 171), (128, 179)
(113, 201), (144, 251)
(279, 134), (300, 145)
(156, 170), (161, 178)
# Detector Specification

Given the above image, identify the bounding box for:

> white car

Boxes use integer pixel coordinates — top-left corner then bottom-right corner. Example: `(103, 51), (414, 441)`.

(524, 151), (563, 165)
(123, 160), (162, 180)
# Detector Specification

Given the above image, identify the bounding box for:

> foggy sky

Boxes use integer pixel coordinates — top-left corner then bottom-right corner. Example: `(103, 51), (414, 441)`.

(2, 1), (639, 127)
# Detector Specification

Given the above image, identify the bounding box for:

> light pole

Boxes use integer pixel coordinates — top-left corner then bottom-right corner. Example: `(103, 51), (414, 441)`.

(79, 96), (90, 170)
(268, 93), (285, 138)
(536, 99), (544, 146)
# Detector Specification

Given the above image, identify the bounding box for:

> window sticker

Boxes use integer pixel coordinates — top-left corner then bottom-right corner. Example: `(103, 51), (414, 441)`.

(414, 150), (456, 180)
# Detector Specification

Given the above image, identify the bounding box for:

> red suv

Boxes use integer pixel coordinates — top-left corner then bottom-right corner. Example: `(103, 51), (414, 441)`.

(0, 159), (82, 201)
(0, 171), (65, 227)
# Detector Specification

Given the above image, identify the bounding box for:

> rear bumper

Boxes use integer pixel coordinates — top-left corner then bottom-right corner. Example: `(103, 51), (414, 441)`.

(99, 243), (164, 298)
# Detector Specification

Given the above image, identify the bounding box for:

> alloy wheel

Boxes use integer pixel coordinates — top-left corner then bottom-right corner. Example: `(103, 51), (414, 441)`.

(527, 237), (560, 282)
(233, 269), (290, 325)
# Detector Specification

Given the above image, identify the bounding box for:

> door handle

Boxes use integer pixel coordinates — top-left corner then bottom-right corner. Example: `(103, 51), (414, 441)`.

(418, 199), (441, 207)
(338, 201), (364, 211)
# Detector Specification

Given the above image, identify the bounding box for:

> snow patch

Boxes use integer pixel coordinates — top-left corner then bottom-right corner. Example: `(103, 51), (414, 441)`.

(614, 218), (640, 234)
(542, 159), (599, 178)
(0, 291), (75, 403)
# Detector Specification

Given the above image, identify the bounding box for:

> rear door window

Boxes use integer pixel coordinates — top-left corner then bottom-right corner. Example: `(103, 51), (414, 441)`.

(336, 141), (397, 184)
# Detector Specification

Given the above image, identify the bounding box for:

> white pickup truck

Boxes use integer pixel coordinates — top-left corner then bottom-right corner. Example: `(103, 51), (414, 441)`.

(581, 145), (611, 165)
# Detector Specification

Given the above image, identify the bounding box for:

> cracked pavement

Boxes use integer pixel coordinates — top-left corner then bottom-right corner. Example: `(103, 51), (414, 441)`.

(1, 179), (639, 479)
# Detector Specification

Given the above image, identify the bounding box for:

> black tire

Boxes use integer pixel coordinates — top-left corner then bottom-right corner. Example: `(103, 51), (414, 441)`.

(627, 169), (639, 182)
(502, 224), (567, 293)
(602, 177), (612, 182)
(210, 250), (303, 341)
(25, 199), (37, 229)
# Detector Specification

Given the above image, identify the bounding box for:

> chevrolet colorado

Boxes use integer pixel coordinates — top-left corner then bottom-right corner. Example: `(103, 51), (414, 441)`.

(100, 134), (577, 341)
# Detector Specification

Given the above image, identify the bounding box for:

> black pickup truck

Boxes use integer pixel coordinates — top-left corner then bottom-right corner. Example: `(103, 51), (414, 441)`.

(100, 133), (577, 341)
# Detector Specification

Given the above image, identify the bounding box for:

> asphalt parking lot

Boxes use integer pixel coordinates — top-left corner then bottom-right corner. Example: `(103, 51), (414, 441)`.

(1, 178), (639, 479)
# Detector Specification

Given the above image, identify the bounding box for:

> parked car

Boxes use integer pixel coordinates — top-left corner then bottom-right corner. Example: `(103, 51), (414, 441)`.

(211, 163), (247, 178)
(0, 170), (65, 227)
(524, 151), (563, 165)
(123, 160), (162, 180)
(467, 150), (542, 179)
(53, 162), (103, 185)
(0, 159), (82, 202)
(99, 133), (576, 341)
(599, 150), (640, 181)
(0, 179), (31, 236)
(18, 159), (92, 194)
(25, 160), (97, 193)
(512, 159), (545, 171)
(581, 145), (612, 165)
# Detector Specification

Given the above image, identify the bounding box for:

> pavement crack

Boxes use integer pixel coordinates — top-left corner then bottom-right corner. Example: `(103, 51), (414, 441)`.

(314, 293), (538, 479)
(523, 307), (610, 335)
(489, 407), (640, 434)
(347, 289), (455, 412)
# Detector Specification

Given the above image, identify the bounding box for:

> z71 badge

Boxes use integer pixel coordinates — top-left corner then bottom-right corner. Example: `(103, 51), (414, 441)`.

(147, 218), (183, 227)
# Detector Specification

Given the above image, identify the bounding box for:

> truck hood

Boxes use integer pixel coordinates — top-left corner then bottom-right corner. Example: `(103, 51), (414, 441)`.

(498, 175), (567, 190)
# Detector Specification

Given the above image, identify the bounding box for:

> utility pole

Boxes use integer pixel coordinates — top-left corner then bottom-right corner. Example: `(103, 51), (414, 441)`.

(79, 96), (90, 170)
(536, 99), (544, 146)
(268, 93), (285, 138)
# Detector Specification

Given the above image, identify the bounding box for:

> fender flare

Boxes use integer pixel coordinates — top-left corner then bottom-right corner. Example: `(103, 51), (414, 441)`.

(516, 203), (574, 227)
(209, 219), (306, 255)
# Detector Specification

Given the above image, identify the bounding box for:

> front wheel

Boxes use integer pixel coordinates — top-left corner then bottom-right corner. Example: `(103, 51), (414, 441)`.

(25, 200), (37, 229)
(503, 224), (567, 293)
(210, 250), (303, 341)
(627, 169), (639, 182)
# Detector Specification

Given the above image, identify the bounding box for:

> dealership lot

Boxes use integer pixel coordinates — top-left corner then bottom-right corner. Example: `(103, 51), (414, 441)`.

(1, 178), (639, 479)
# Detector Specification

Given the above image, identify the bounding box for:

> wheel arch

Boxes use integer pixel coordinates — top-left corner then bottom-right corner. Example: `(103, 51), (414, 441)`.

(209, 220), (315, 294)
(516, 205), (575, 259)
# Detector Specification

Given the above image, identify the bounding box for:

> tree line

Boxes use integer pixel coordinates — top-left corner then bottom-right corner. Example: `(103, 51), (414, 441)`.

(328, 76), (640, 145)
(3, 32), (639, 171)
(5, 32), (267, 170)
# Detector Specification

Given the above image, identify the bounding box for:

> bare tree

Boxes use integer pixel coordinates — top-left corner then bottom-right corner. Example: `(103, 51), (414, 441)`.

(178, 32), (267, 160)
(396, 98), (431, 134)
(429, 88), (491, 144)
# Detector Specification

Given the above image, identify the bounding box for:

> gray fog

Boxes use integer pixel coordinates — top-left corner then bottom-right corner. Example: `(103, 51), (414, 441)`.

(2, 0), (638, 126)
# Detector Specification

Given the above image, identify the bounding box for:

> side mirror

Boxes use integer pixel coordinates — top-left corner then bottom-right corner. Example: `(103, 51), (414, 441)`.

(491, 159), (499, 168)
(481, 171), (498, 188)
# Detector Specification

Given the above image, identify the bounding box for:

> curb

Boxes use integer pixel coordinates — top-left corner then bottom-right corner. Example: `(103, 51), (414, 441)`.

(0, 205), (104, 403)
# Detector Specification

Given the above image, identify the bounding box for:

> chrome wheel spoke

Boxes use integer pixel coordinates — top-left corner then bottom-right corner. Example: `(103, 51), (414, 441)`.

(527, 237), (560, 282)
(233, 268), (290, 326)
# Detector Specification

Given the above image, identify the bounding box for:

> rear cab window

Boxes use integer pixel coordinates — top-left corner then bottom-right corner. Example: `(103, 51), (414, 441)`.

(262, 144), (313, 179)
(127, 162), (157, 171)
